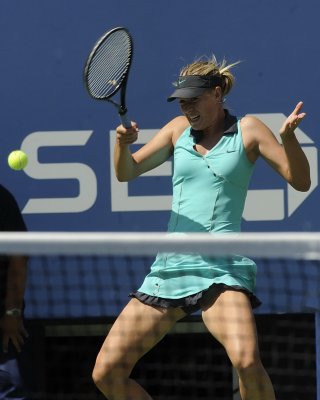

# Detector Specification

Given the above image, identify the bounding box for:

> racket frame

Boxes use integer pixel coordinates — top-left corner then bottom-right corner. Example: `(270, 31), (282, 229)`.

(84, 26), (133, 127)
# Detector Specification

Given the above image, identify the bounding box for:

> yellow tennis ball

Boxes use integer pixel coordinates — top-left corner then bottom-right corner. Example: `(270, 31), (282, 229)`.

(8, 150), (28, 171)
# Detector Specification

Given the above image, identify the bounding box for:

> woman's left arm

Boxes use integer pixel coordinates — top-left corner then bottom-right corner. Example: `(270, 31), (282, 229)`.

(278, 101), (311, 191)
(243, 101), (311, 192)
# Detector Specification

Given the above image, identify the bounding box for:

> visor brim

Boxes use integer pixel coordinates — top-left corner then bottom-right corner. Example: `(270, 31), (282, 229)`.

(167, 87), (209, 102)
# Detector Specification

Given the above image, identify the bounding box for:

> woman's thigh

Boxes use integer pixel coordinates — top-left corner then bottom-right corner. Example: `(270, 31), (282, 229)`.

(95, 298), (186, 375)
(201, 290), (260, 366)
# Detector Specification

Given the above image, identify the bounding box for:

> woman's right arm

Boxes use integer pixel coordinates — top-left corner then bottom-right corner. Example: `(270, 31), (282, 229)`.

(114, 116), (188, 182)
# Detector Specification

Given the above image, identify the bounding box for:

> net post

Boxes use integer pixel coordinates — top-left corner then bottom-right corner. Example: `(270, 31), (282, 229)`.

(317, 312), (320, 400)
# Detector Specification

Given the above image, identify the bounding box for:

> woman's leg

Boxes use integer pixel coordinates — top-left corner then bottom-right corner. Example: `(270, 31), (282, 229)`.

(92, 298), (186, 399)
(202, 290), (276, 400)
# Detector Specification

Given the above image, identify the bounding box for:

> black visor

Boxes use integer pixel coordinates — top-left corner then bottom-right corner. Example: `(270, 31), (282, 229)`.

(167, 75), (222, 102)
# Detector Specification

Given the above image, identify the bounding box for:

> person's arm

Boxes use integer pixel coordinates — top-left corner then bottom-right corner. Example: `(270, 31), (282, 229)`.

(114, 116), (189, 181)
(278, 101), (311, 191)
(242, 102), (311, 192)
(1, 255), (28, 353)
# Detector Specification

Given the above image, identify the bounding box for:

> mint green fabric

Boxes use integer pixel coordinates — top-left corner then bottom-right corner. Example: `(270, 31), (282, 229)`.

(139, 117), (257, 299)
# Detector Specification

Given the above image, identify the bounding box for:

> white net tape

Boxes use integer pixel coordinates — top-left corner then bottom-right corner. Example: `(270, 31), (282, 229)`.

(0, 231), (319, 259)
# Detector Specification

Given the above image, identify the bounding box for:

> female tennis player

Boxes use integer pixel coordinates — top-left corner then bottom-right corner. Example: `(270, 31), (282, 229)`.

(92, 56), (311, 400)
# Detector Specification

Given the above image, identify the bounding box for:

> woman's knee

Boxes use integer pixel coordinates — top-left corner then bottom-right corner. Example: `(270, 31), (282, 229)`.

(92, 358), (110, 389)
(231, 351), (263, 375)
(92, 353), (130, 391)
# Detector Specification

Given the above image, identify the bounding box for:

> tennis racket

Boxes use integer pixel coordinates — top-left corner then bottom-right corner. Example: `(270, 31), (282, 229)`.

(84, 27), (133, 128)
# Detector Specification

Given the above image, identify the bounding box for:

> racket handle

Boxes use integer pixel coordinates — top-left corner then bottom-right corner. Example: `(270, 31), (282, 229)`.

(119, 112), (132, 129)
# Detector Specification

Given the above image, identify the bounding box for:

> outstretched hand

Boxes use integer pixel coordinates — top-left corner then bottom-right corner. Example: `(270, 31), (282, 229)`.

(280, 101), (306, 136)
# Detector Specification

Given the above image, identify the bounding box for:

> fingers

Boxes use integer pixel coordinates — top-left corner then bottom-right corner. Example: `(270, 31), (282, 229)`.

(117, 121), (138, 133)
(279, 101), (306, 136)
(291, 110), (306, 129)
(290, 102), (306, 125)
(286, 116), (302, 132)
(2, 334), (22, 353)
(3, 332), (27, 353)
(1, 323), (29, 353)
(293, 101), (304, 114)
(294, 114), (306, 126)
(292, 101), (306, 120)
(116, 121), (139, 145)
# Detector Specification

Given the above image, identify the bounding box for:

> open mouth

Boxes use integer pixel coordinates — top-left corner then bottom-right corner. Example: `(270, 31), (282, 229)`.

(189, 115), (200, 123)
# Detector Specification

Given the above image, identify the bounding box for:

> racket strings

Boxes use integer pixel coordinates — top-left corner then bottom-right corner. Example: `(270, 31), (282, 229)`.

(87, 31), (132, 98)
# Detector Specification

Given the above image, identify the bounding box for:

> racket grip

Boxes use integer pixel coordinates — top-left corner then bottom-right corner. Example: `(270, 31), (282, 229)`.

(119, 112), (132, 129)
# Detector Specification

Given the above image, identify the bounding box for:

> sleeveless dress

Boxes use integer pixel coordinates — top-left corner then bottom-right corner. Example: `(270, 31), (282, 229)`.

(133, 112), (261, 309)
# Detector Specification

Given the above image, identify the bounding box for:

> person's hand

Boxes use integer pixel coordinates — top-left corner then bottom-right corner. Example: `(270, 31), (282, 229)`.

(279, 101), (306, 137)
(0, 315), (29, 353)
(116, 122), (139, 145)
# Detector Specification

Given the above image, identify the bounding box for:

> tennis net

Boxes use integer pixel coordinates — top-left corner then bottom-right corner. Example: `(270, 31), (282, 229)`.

(0, 231), (319, 400)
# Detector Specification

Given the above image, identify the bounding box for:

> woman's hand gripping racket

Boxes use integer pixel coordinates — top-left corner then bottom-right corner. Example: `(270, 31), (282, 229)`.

(84, 27), (133, 128)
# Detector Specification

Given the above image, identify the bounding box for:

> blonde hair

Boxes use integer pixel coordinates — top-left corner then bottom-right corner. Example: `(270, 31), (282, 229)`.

(180, 55), (240, 97)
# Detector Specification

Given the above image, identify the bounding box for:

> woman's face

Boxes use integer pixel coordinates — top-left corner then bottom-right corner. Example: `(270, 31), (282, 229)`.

(178, 88), (222, 132)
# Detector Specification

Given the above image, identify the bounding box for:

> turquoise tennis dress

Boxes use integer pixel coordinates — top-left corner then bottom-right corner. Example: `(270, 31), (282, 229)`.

(134, 111), (261, 309)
